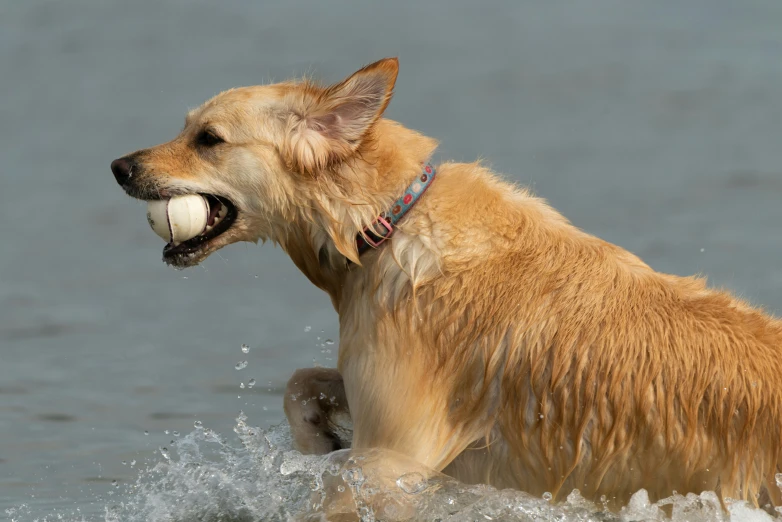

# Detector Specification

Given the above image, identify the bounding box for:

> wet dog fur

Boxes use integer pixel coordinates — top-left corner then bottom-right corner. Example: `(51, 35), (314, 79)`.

(113, 58), (782, 512)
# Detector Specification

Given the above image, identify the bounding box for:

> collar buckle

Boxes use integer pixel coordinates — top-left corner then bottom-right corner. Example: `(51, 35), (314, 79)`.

(362, 215), (394, 248)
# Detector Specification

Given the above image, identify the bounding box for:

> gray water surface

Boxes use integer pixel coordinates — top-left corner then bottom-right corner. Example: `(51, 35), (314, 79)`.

(3, 0), (782, 518)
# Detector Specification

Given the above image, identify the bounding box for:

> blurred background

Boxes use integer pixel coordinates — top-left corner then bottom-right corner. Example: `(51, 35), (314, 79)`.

(3, 0), (782, 518)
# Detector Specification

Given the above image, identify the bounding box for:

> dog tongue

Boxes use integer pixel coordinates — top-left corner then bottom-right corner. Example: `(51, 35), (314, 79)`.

(207, 200), (222, 227)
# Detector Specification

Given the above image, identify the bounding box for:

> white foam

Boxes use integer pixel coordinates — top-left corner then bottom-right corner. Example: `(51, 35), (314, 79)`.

(88, 413), (782, 521)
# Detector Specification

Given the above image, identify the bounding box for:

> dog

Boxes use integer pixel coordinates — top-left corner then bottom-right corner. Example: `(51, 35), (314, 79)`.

(112, 57), (782, 514)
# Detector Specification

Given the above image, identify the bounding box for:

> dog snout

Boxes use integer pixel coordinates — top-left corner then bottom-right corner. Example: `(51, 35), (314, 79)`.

(111, 157), (135, 186)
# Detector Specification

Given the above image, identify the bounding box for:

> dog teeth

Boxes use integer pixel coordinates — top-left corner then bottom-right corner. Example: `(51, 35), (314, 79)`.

(211, 205), (228, 227)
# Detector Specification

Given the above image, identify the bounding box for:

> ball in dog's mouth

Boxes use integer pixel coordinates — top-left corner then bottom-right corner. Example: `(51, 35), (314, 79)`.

(145, 194), (238, 263)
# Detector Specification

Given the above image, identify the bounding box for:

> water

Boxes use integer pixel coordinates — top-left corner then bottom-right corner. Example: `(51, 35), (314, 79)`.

(3, 0), (782, 520)
(7, 416), (780, 521)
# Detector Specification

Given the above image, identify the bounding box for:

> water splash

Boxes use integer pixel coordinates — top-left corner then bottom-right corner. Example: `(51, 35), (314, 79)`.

(97, 416), (782, 522)
(396, 471), (428, 495)
(10, 416), (780, 521)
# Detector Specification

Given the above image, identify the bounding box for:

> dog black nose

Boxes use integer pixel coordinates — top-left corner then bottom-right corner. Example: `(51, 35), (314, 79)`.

(111, 157), (134, 186)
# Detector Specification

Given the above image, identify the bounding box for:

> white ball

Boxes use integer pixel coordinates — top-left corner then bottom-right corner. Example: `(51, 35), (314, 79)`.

(146, 195), (209, 245)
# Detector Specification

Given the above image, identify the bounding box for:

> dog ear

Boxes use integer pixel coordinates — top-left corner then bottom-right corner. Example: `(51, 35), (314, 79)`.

(284, 57), (399, 174)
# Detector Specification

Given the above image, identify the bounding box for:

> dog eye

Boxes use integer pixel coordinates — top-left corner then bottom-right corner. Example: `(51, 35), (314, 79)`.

(195, 130), (225, 147)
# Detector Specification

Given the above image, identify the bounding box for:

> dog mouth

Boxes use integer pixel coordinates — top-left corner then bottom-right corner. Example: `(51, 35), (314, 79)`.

(162, 194), (238, 263)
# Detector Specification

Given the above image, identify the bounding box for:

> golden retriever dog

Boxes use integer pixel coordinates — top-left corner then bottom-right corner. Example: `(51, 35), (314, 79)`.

(112, 57), (782, 514)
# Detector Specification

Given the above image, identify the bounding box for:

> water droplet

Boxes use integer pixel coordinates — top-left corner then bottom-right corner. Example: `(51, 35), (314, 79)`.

(254, 275), (259, 279)
(241, 344), (250, 354)
(144, 430), (149, 436)
(159, 447), (169, 460)
(121, 460), (127, 466)
(172, 431), (179, 437)
(111, 479), (118, 488)
(325, 339), (335, 345)
(194, 420), (203, 429)
(262, 406), (268, 411)
(542, 492), (553, 501)
(235, 360), (248, 370)
(130, 460), (136, 467)
(337, 485), (345, 493)
(342, 467), (364, 486)
(248, 379), (256, 388)
(539, 413), (544, 419)
(304, 326), (311, 332)
(396, 472), (428, 494)
(239, 383), (245, 389)
(164, 430), (170, 435)
(700, 248), (705, 253)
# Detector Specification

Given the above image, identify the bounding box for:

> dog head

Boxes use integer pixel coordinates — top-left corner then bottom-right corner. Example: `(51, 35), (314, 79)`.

(111, 58), (399, 268)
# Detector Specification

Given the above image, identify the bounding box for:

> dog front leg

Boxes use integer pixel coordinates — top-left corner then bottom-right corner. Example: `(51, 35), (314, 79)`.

(313, 368), (480, 521)
(284, 367), (353, 455)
